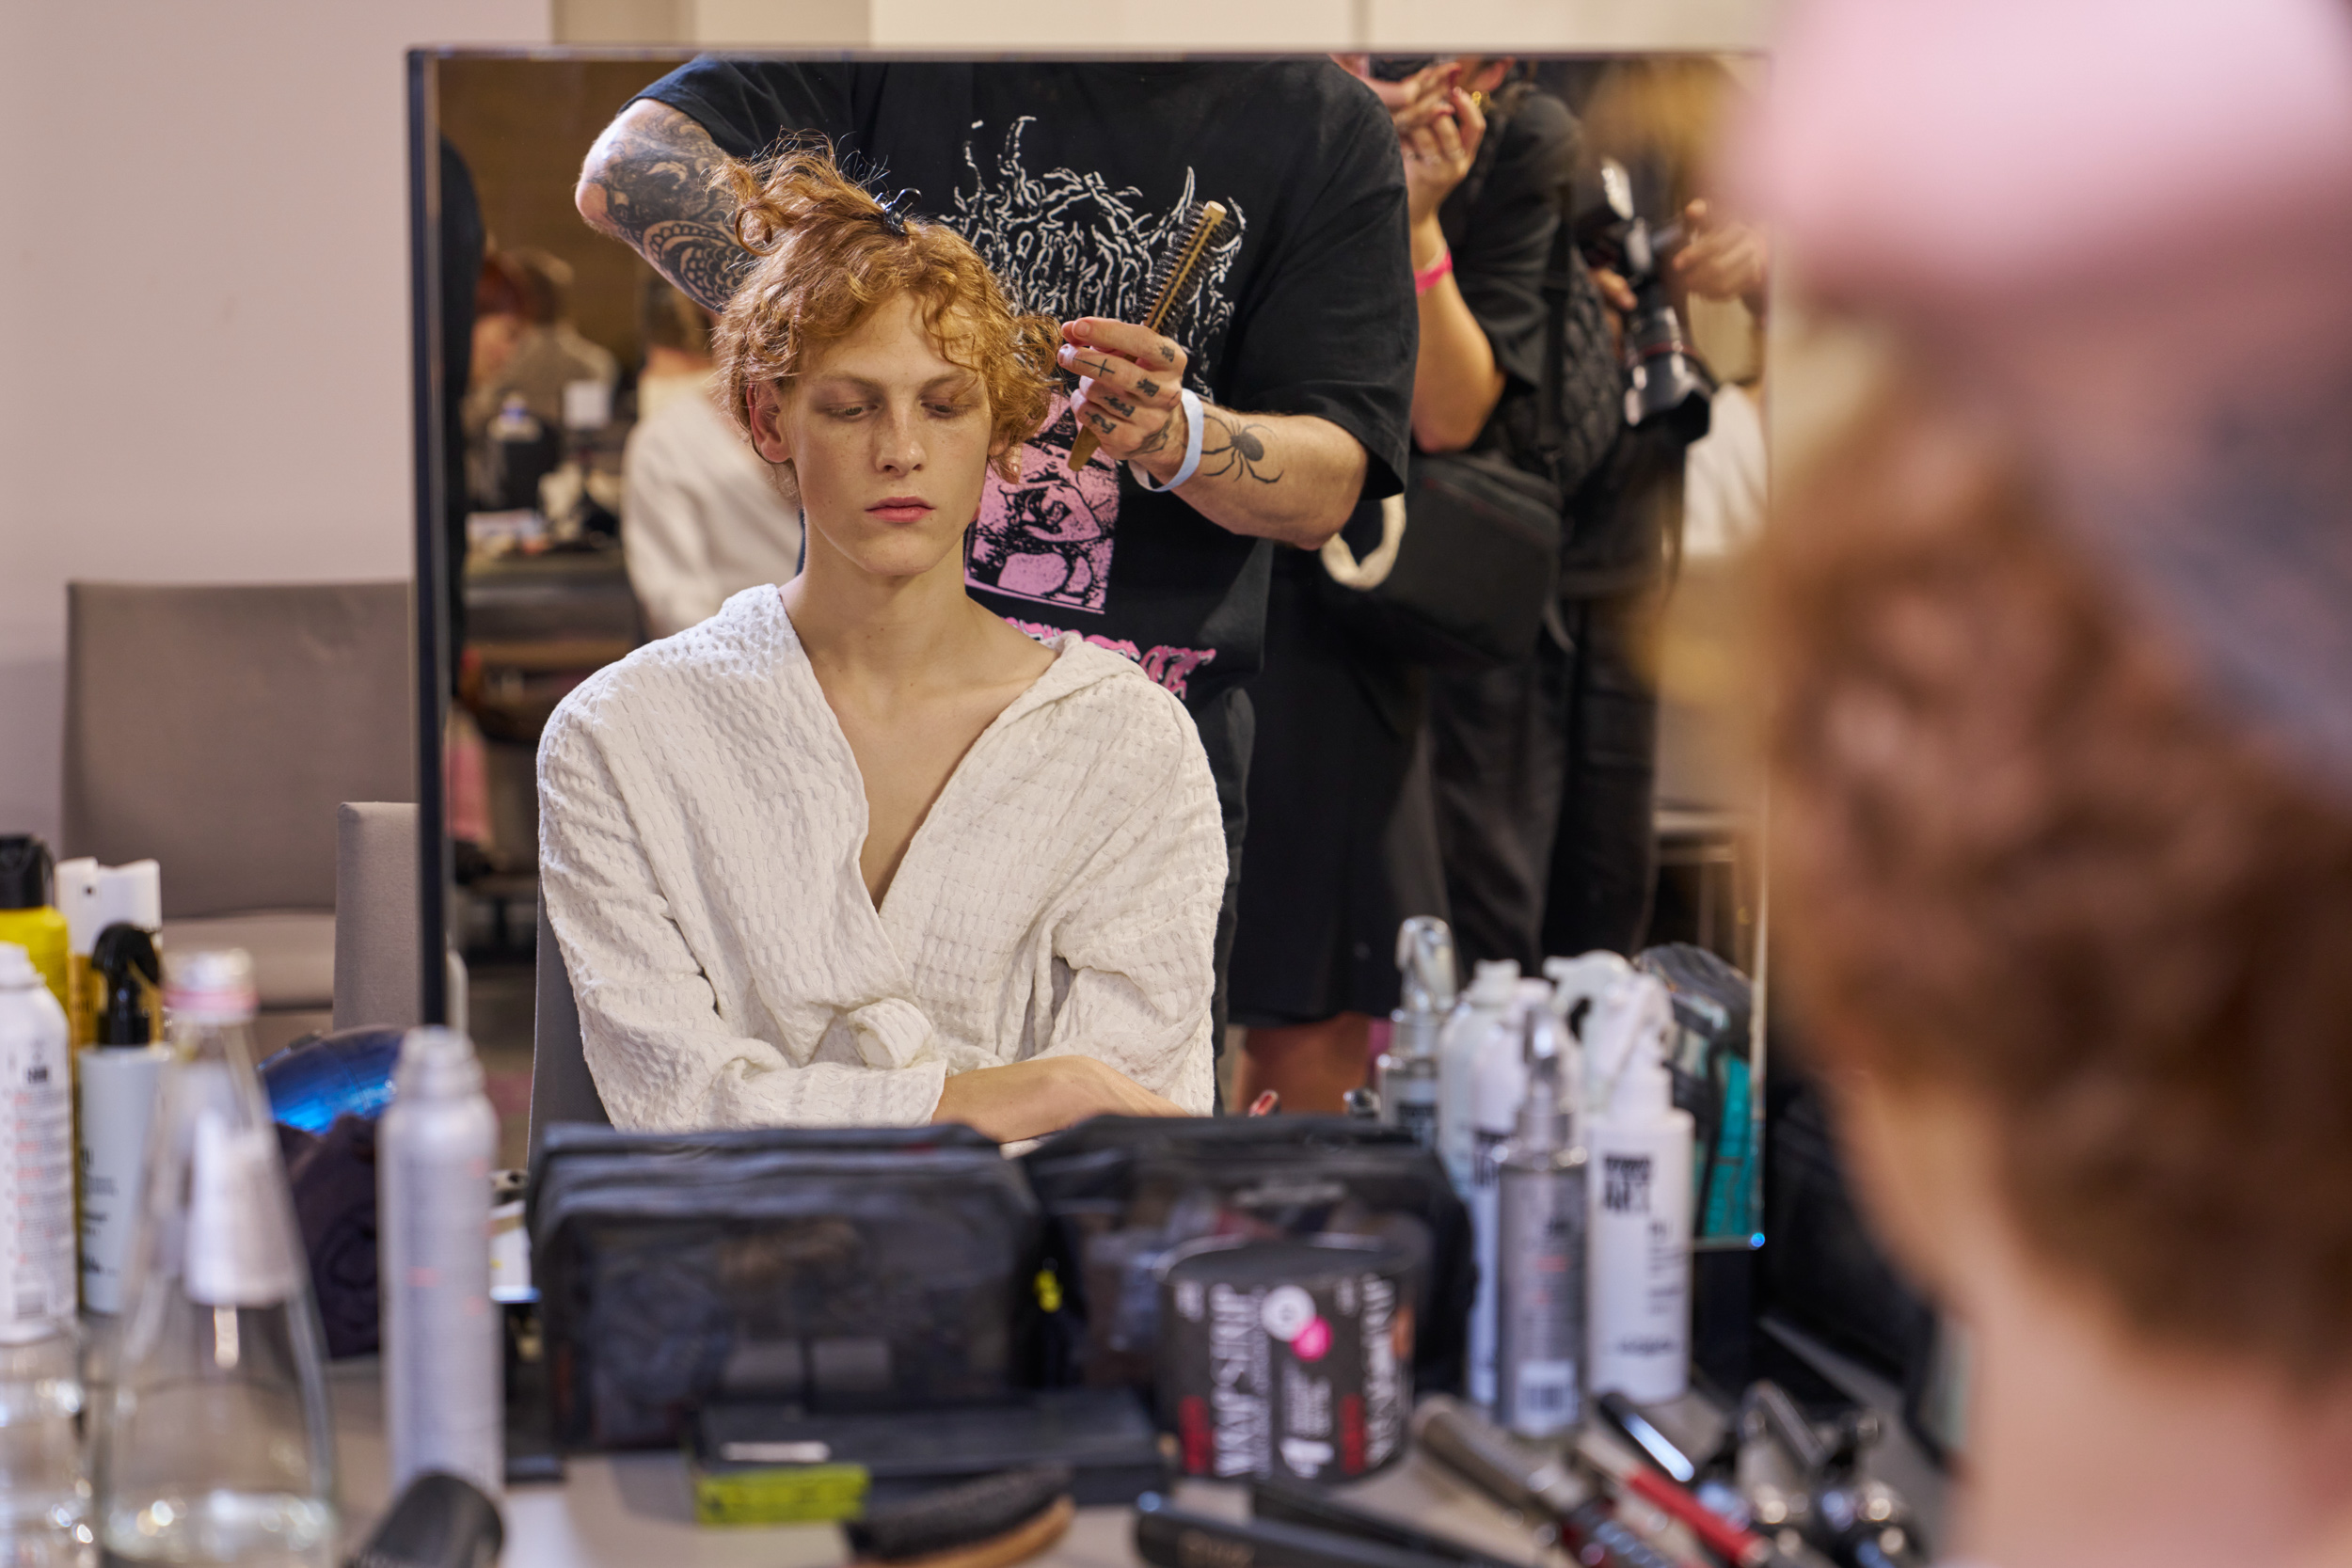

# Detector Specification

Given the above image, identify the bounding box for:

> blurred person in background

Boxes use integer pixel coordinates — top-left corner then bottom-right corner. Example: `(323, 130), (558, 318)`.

(623, 277), (804, 638)
(1750, 2), (2352, 1565)
(1230, 55), (1591, 1110)
(636, 274), (716, 420)
(465, 244), (619, 437)
(1414, 59), (1756, 977)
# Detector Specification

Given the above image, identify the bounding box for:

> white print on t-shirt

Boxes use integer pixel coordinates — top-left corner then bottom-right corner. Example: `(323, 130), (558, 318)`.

(952, 118), (1247, 619)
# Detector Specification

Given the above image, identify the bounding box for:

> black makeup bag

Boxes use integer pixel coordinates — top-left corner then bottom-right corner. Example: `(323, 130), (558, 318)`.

(1018, 1117), (1473, 1401)
(529, 1124), (1043, 1449)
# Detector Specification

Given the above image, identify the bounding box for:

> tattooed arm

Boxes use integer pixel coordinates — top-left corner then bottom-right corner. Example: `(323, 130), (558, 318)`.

(575, 100), (752, 312)
(1060, 319), (1371, 548)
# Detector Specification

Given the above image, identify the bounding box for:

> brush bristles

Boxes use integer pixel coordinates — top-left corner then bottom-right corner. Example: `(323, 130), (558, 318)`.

(1139, 200), (1237, 333)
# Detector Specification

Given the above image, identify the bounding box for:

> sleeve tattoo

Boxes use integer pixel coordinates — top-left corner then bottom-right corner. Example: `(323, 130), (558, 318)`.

(583, 105), (752, 312)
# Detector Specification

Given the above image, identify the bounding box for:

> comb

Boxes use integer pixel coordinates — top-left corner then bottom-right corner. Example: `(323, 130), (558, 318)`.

(1068, 199), (1232, 472)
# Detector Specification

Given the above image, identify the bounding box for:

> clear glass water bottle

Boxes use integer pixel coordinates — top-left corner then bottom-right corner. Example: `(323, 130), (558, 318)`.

(87, 950), (337, 1566)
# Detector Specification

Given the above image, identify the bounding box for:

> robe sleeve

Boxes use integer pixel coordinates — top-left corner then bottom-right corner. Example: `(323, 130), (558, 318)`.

(1028, 689), (1226, 1115)
(536, 697), (949, 1131)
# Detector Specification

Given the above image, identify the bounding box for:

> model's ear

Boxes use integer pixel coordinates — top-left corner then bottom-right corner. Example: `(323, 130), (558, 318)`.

(746, 381), (794, 466)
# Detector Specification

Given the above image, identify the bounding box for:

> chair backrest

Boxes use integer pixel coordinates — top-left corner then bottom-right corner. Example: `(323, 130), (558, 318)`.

(530, 898), (610, 1158)
(333, 802), (421, 1033)
(64, 581), (413, 918)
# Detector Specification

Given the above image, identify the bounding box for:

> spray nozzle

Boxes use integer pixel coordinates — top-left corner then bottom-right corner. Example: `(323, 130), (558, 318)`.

(1395, 916), (1458, 1015)
(91, 923), (161, 1047)
(1587, 974), (1677, 1119)
(1543, 951), (1632, 1040)
(1516, 1005), (1567, 1150)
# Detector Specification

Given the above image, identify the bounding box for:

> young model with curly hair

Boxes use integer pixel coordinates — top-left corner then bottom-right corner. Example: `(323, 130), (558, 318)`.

(539, 150), (1223, 1142)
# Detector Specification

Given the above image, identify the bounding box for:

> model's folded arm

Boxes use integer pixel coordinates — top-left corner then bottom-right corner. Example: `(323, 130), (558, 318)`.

(537, 715), (948, 1130)
(1028, 699), (1228, 1116)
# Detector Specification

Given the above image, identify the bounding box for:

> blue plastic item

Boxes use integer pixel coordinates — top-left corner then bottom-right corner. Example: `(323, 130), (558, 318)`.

(262, 1026), (405, 1132)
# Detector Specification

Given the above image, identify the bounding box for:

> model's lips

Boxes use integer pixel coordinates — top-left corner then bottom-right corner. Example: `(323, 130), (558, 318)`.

(867, 496), (933, 522)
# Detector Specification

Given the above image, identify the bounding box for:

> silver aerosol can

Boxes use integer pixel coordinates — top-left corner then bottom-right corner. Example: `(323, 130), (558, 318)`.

(1495, 1004), (1586, 1438)
(1376, 917), (1456, 1150)
(379, 1027), (501, 1498)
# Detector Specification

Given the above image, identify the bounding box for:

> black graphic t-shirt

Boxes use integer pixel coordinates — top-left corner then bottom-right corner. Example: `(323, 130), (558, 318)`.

(639, 59), (1415, 708)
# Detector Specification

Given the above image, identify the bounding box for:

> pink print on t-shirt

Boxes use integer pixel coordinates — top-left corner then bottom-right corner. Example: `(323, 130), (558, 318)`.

(1004, 617), (1217, 702)
(967, 395), (1118, 613)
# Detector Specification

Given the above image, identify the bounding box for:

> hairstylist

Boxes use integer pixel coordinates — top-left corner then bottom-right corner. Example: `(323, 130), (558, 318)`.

(539, 150), (1228, 1144)
(576, 62), (1419, 1076)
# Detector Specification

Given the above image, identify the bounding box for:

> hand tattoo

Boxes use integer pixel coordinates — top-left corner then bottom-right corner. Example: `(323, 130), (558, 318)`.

(1200, 411), (1284, 484)
(1090, 412), (1117, 435)
(1135, 415), (1177, 457)
(1105, 394), (1136, 418)
(581, 103), (752, 312)
(1136, 377), (1162, 398)
(1158, 340), (1180, 368)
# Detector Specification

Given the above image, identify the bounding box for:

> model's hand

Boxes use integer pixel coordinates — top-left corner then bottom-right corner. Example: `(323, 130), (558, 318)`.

(932, 1054), (1187, 1143)
(1059, 319), (1191, 481)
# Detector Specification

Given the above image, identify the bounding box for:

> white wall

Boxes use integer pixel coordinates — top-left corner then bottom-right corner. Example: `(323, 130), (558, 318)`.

(0, 0), (548, 850)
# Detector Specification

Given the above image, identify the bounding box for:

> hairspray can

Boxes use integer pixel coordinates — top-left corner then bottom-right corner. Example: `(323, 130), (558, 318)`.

(380, 1027), (501, 1497)
(1466, 979), (1550, 1406)
(1495, 1006), (1586, 1438)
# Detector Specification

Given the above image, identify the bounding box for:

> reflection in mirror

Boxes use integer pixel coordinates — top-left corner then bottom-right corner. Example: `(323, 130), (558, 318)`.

(420, 53), (1766, 1217)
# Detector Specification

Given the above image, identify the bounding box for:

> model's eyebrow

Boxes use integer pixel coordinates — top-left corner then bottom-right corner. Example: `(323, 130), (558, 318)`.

(808, 371), (979, 396)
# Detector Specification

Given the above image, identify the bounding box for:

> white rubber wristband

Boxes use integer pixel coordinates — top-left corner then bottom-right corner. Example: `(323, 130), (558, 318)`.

(1131, 388), (1205, 492)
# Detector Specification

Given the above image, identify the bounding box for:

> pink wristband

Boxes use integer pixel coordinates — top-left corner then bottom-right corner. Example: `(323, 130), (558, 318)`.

(1413, 247), (1454, 295)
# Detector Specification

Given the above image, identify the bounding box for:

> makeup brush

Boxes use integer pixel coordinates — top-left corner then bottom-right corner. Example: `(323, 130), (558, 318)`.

(1068, 199), (1233, 472)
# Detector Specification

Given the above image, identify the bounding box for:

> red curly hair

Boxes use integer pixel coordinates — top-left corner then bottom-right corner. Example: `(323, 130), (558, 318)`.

(711, 144), (1058, 484)
(1764, 368), (2352, 1377)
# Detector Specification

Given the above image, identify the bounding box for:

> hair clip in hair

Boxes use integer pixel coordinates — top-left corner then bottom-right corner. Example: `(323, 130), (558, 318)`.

(874, 188), (915, 238)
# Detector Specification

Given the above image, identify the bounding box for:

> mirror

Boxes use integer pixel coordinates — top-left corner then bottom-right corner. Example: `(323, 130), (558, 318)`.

(409, 51), (1767, 1236)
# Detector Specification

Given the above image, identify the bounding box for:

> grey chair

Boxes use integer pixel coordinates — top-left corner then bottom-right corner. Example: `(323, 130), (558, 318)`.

(528, 899), (609, 1159)
(64, 582), (413, 1055)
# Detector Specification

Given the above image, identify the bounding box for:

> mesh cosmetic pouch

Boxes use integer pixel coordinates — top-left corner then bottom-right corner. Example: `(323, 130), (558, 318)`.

(529, 1124), (1042, 1449)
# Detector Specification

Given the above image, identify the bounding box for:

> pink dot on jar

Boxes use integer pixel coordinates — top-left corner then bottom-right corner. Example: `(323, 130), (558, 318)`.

(1293, 1316), (1332, 1361)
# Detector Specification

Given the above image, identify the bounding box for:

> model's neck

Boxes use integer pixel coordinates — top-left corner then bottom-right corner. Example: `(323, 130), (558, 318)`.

(1953, 1240), (2352, 1568)
(781, 532), (987, 688)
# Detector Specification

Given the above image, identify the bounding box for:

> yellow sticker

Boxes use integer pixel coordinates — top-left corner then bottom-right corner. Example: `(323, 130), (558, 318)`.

(691, 1462), (871, 1527)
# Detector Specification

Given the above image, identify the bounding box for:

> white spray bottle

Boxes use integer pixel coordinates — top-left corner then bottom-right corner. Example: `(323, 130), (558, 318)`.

(1584, 974), (1693, 1402)
(1437, 960), (1518, 1194)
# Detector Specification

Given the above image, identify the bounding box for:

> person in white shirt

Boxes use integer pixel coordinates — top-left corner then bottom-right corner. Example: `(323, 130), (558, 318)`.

(622, 369), (805, 638)
(541, 148), (1223, 1143)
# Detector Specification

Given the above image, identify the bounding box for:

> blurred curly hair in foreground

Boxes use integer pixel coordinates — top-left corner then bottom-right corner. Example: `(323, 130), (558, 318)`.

(1763, 365), (2352, 1379)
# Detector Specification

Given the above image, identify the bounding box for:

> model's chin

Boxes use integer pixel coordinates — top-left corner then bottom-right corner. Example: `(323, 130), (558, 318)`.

(826, 522), (967, 583)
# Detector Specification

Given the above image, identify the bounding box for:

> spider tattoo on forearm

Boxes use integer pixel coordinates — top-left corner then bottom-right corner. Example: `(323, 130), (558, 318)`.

(1200, 411), (1284, 484)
